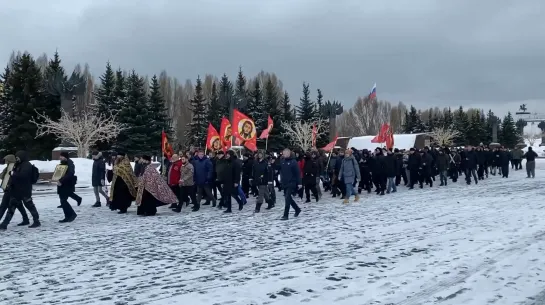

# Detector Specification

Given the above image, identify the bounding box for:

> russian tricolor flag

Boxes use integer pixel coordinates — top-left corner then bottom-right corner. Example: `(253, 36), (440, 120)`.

(368, 83), (377, 100)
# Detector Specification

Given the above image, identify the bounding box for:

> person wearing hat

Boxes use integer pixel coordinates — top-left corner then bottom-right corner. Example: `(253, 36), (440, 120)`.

(56, 152), (81, 222)
(107, 151), (137, 213)
(250, 150), (273, 212)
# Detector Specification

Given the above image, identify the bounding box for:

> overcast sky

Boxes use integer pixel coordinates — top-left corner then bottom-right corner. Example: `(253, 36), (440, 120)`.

(1, 0), (544, 117)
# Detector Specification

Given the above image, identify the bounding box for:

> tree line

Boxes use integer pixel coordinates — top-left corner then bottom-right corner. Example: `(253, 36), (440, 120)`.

(0, 50), (340, 158)
(338, 96), (537, 148)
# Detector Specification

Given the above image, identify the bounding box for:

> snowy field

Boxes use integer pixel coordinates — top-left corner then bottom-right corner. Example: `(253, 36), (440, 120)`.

(1, 161), (545, 305)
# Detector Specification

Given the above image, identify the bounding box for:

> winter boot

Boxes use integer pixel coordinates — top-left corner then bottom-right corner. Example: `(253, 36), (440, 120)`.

(354, 195), (360, 202)
(294, 209), (301, 217)
(343, 199), (349, 204)
(24, 200), (40, 227)
(92, 202), (101, 207)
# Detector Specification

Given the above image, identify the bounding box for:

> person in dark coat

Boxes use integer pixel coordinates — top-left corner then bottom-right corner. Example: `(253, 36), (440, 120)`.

(302, 152), (319, 203)
(91, 152), (108, 207)
(436, 149), (449, 186)
(57, 152), (80, 222)
(280, 148), (302, 220)
(193, 150), (216, 207)
(133, 156), (144, 177)
(372, 148), (386, 195)
(419, 150), (433, 188)
(107, 152), (137, 213)
(333, 150), (345, 198)
(524, 147), (538, 178)
(217, 150), (243, 213)
(383, 149), (397, 193)
(463, 146), (478, 184)
(499, 147), (510, 178)
(394, 149), (407, 186)
(241, 153), (253, 197)
(407, 148), (421, 189)
(475, 146), (486, 180)
(0, 154), (29, 225)
(358, 150), (373, 194)
(1, 151), (41, 229)
(448, 149), (461, 182)
(251, 150), (272, 212)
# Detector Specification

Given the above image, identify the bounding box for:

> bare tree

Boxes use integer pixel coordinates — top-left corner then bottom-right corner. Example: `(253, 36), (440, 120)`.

(523, 132), (540, 146)
(31, 109), (124, 158)
(428, 127), (460, 146)
(281, 119), (328, 151)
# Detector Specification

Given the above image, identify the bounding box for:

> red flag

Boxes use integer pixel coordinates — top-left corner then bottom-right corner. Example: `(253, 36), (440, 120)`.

(206, 123), (222, 151)
(219, 117), (232, 151)
(385, 128), (394, 150)
(161, 131), (174, 160)
(371, 123), (390, 143)
(322, 135), (338, 152)
(312, 123), (317, 148)
(259, 115), (274, 139)
(232, 109), (257, 151)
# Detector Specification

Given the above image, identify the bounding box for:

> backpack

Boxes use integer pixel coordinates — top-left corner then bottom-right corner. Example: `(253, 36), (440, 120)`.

(31, 165), (39, 184)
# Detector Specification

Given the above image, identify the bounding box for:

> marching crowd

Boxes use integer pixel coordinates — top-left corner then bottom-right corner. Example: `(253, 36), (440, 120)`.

(0, 144), (539, 230)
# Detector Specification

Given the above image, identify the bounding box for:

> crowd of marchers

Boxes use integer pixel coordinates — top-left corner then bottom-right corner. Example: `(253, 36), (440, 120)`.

(0, 144), (539, 231)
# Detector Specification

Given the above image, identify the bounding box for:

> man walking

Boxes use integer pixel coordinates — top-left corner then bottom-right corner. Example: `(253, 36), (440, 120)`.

(280, 148), (301, 220)
(57, 152), (79, 222)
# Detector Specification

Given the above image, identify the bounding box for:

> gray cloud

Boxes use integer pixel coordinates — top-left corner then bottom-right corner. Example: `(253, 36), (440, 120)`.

(1, 0), (544, 116)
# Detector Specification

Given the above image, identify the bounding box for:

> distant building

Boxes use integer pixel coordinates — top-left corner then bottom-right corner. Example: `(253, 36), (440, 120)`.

(346, 133), (431, 151)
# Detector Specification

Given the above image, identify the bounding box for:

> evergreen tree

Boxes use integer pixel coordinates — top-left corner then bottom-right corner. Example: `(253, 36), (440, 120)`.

(207, 82), (222, 129)
(403, 106), (425, 133)
(39, 51), (64, 152)
(441, 107), (454, 129)
(186, 76), (208, 147)
(1, 53), (48, 159)
(500, 112), (518, 148)
(467, 111), (487, 146)
(538, 121), (545, 133)
(234, 67), (247, 112)
(148, 74), (172, 153)
(263, 78), (283, 150)
(515, 119), (527, 137)
(246, 79), (266, 130)
(315, 89), (329, 147)
(95, 62), (116, 117)
(218, 73), (232, 119)
(452, 106), (469, 145)
(0, 65), (12, 152)
(112, 68), (126, 116)
(282, 91), (295, 123)
(115, 71), (149, 155)
(297, 82), (315, 123)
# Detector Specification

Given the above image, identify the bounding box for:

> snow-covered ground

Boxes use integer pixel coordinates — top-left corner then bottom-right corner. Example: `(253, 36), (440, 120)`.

(2, 161), (545, 305)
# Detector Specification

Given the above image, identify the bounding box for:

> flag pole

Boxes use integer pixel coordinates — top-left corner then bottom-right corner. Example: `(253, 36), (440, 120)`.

(161, 129), (165, 175)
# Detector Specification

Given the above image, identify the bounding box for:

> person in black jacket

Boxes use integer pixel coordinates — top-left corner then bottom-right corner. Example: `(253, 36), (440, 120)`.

(436, 149), (449, 186)
(372, 148), (386, 195)
(499, 147), (510, 178)
(524, 147), (538, 178)
(241, 154), (254, 198)
(251, 150), (272, 212)
(407, 148), (421, 189)
(419, 150), (433, 188)
(333, 150), (345, 198)
(217, 150), (243, 213)
(358, 150), (373, 194)
(91, 152), (108, 207)
(475, 146), (486, 180)
(463, 146), (478, 184)
(0, 151), (41, 230)
(384, 149), (397, 193)
(57, 152), (80, 222)
(280, 148), (302, 220)
(394, 149), (407, 186)
(302, 152), (320, 203)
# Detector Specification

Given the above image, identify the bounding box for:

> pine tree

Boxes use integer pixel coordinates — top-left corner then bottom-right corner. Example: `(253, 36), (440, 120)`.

(403, 106), (425, 133)
(95, 62), (116, 117)
(315, 89), (329, 147)
(218, 73), (232, 120)
(207, 82), (222, 129)
(115, 71), (150, 155)
(467, 111), (487, 146)
(187, 76), (208, 148)
(112, 68), (126, 116)
(452, 106), (469, 145)
(515, 119), (527, 137)
(0, 65), (12, 151)
(148, 74), (172, 153)
(500, 112), (518, 148)
(1, 53), (48, 159)
(234, 67), (247, 112)
(282, 91), (295, 123)
(39, 51), (63, 152)
(263, 78), (282, 150)
(441, 107), (454, 129)
(247, 79), (266, 130)
(297, 82), (315, 123)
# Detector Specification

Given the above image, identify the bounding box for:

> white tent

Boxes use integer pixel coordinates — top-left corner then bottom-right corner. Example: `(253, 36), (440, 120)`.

(347, 134), (425, 151)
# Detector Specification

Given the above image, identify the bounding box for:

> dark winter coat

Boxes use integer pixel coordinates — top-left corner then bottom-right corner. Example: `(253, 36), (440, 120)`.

(280, 157), (301, 189)
(242, 158), (253, 178)
(216, 158), (232, 184)
(383, 153), (397, 178)
(92, 158), (106, 187)
(334, 156), (344, 176)
(407, 153), (422, 171)
(58, 158), (77, 196)
(420, 153), (433, 175)
(302, 156), (320, 186)
(193, 156), (213, 186)
(524, 149), (538, 162)
(9, 151), (34, 200)
(359, 155), (372, 180)
(476, 150), (486, 165)
(464, 150), (478, 169)
(499, 151), (510, 166)
(371, 155), (385, 176)
(251, 158), (269, 185)
(436, 153), (449, 171)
